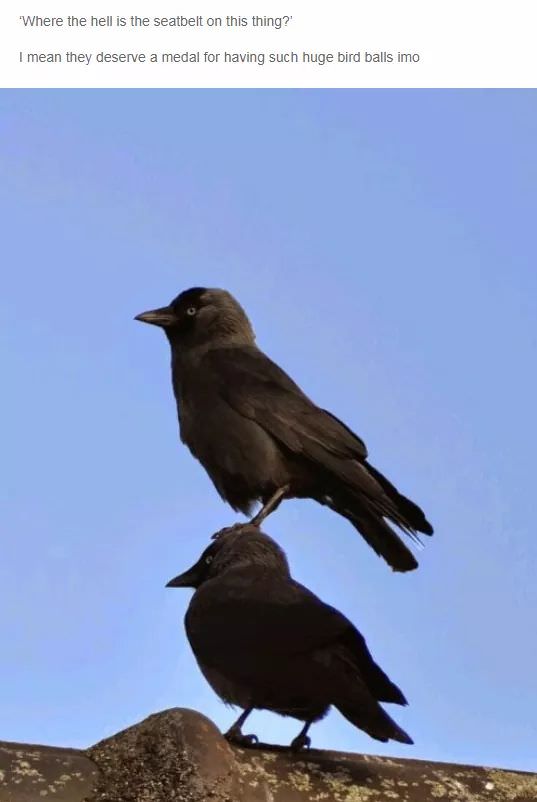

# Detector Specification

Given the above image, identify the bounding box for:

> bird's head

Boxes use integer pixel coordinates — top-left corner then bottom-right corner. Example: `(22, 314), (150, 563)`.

(166, 524), (290, 589)
(135, 287), (255, 349)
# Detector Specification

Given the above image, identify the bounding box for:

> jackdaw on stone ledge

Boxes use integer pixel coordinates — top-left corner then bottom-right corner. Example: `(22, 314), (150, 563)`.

(136, 287), (433, 571)
(166, 524), (413, 750)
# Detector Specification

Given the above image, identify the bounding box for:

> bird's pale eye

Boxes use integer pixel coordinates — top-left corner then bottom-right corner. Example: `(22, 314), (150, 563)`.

(186, 307), (197, 316)
(205, 555), (213, 565)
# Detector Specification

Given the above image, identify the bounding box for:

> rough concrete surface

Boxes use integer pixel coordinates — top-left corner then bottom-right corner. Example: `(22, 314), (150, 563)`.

(0, 741), (98, 802)
(2, 708), (536, 802)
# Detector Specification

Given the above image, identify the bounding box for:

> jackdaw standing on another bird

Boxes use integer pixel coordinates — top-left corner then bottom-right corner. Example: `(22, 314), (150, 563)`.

(167, 524), (413, 750)
(136, 287), (433, 571)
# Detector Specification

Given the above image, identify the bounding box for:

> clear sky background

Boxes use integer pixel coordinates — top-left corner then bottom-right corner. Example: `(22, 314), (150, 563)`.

(1, 90), (536, 772)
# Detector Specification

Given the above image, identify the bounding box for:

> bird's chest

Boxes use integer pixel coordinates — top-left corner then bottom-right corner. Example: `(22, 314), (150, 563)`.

(184, 589), (257, 708)
(177, 385), (249, 458)
(172, 365), (216, 447)
(170, 358), (289, 510)
(175, 375), (277, 469)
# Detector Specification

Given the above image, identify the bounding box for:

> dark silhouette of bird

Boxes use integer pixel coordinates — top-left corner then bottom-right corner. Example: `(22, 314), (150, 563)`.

(136, 287), (433, 571)
(167, 524), (413, 750)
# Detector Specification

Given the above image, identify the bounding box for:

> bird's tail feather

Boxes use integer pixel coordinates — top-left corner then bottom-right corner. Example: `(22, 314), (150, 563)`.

(330, 647), (413, 744)
(327, 494), (419, 572)
(336, 699), (413, 745)
(364, 461), (434, 536)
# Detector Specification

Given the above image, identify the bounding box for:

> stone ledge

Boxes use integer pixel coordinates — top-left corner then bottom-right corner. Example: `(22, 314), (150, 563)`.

(0, 740), (98, 802)
(2, 708), (536, 802)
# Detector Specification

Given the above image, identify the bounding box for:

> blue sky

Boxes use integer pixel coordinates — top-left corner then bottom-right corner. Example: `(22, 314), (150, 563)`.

(1, 90), (536, 771)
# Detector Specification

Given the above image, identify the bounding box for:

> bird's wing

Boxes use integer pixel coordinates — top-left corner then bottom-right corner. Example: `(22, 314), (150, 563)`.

(187, 574), (402, 703)
(204, 347), (428, 572)
(187, 575), (345, 664)
(204, 346), (368, 461)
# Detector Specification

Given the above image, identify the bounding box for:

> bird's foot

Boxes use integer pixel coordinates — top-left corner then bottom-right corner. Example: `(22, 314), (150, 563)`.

(225, 727), (259, 748)
(212, 522), (245, 541)
(290, 733), (311, 752)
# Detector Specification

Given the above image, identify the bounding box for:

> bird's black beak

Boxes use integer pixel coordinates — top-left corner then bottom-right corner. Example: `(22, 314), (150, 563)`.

(135, 305), (177, 328)
(166, 561), (202, 589)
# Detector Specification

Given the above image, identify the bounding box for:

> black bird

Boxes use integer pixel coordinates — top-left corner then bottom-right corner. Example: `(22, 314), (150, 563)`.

(167, 524), (413, 750)
(136, 287), (433, 571)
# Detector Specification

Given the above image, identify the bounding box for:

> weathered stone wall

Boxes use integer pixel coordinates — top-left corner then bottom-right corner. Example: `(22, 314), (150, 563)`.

(1, 708), (536, 802)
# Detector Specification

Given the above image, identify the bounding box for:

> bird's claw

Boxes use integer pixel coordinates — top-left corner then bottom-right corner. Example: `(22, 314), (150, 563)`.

(225, 729), (259, 748)
(241, 733), (259, 747)
(290, 734), (311, 752)
(212, 523), (244, 540)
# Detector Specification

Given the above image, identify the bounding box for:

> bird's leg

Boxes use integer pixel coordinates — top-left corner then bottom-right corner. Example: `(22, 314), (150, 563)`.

(290, 721), (313, 752)
(224, 708), (258, 747)
(250, 484), (290, 527)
